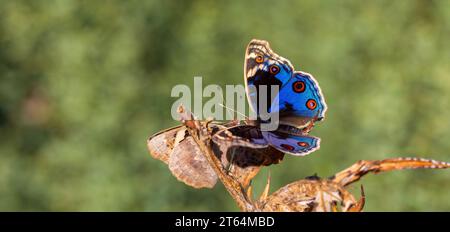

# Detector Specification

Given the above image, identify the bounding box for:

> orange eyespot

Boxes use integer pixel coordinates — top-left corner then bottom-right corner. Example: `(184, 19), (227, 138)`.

(297, 142), (309, 147)
(280, 144), (295, 151)
(269, 65), (280, 74)
(255, 55), (264, 63)
(306, 99), (317, 110)
(293, 81), (305, 93)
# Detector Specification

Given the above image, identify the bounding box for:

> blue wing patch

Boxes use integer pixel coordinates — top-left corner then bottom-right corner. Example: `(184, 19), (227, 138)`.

(271, 71), (327, 121)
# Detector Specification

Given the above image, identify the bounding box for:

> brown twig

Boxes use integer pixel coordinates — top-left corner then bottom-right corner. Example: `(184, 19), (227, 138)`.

(331, 157), (450, 187)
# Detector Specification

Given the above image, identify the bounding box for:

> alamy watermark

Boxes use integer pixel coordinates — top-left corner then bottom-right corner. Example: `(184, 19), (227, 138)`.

(171, 77), (280, 131)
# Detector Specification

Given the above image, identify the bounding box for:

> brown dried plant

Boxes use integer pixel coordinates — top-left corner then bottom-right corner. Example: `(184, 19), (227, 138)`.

(147, 106), (450, 212)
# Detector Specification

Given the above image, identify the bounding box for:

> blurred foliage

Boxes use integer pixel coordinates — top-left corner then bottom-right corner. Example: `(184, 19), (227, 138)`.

(1, 0), (450, 211)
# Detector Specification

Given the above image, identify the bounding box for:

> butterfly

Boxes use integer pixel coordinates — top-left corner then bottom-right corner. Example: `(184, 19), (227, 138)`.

(213, 39), (327, 156)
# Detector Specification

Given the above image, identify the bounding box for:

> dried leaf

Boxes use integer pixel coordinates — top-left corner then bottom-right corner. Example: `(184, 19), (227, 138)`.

(148, 122), (284, 189)
(169, 135), (218, 188)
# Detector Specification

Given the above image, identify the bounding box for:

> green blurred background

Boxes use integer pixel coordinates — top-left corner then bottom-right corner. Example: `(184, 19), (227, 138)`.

(1, 0), (450, 211)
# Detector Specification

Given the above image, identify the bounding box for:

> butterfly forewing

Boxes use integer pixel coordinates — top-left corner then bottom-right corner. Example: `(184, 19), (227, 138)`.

(244, 39), (327, 129)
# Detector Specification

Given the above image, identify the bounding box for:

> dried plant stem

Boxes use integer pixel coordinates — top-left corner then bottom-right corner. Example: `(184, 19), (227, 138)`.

(187, 125), (255, 211)
(331, 157), (450, 187)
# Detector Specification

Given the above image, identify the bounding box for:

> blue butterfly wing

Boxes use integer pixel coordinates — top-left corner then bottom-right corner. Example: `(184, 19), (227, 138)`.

(244, 39), (327, 129)
(244, 39), (294, 116)
(270, 71), (327, 127)
(262, 130), (320, 156)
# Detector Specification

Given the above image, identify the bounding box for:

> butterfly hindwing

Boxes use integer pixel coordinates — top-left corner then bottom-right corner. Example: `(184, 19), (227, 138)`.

(262, 130), (320, 156)
(271, 71), (327, 127)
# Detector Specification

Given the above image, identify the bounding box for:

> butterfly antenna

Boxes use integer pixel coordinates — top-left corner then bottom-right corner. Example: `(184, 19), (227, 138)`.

(219, 103), (249, 121)
(216, 90), (236, 121)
